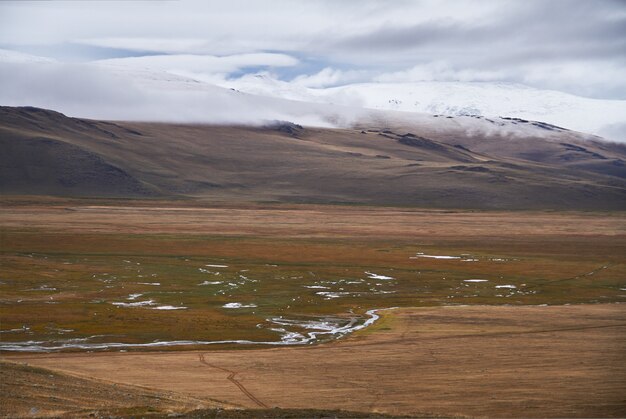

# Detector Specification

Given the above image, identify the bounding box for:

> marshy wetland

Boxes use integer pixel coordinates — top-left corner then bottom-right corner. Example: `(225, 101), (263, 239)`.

(1, 199), (624, 352)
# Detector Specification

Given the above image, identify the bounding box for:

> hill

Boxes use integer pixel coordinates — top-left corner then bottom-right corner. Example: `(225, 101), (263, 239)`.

(1, 106), (625, 210)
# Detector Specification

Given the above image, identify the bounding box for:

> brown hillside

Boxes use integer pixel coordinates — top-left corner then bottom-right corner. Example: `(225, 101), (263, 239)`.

(1, 106), (624, 209)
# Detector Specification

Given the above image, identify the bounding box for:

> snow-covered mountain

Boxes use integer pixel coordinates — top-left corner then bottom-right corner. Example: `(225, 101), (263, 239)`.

(1, 48), (625, 142)
(222, 75), (626, 142)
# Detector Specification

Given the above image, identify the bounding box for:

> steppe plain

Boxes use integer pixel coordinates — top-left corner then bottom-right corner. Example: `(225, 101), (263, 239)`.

(1, 199), (625, 418)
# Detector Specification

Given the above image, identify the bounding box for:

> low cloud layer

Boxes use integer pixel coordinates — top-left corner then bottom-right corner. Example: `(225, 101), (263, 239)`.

(0, 60), (367, 126)
(96, 52), (299, 84)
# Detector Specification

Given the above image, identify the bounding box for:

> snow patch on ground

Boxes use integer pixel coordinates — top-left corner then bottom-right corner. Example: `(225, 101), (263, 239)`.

(365, 272), (394, 280)
(411, 253), (461, 260)
(112, 300), (155, 307)
(223, 302), (257, 308)
(152, 305), (187, 310)
(316, 291), (356, 299)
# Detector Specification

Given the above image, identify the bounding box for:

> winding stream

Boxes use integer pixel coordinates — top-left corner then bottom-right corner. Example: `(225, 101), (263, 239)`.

(0, 308), (394, 352)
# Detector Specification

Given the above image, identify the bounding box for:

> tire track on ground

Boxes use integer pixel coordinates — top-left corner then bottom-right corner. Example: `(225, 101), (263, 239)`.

(198, 353), (268, 408)
(526, 264), (611, 289)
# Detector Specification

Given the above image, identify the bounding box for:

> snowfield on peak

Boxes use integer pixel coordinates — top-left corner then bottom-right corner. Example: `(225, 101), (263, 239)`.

(222, 76), (626, 142)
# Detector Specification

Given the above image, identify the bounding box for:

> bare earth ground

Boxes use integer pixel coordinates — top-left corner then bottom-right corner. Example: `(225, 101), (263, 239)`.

(3, 304), (625, 418)
(0, 361), (228, 418)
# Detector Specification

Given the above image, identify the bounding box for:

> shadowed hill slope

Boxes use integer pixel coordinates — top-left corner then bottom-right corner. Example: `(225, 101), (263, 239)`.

(1, 106), (625, 209)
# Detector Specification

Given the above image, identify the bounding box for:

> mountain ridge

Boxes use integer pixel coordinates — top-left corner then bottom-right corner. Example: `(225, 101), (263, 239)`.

(1, 106), (624, 210)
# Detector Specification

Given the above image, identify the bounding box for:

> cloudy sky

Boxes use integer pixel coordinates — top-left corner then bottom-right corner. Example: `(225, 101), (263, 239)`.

(1, 0), (625, 99)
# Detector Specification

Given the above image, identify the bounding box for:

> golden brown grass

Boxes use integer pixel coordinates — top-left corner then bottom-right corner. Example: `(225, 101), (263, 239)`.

(6, 304), (625, 418)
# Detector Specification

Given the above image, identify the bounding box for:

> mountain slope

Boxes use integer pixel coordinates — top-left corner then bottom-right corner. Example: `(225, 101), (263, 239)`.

(1, 106), (624, 210)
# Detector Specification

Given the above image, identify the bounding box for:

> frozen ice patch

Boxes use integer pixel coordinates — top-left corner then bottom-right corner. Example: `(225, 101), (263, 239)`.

(223, 302), (257, 308)
(411, 253), (460, 260)
(316, 291), (354, 299)
(199, 268), (220, 274)
(112, 300), (155, 307)
(153, 305), (187, 310)
(365, 272), (394, 280)
(267, 307), (395, 345)
(0, 326), (30, 334)
(28, 285), (57, 291)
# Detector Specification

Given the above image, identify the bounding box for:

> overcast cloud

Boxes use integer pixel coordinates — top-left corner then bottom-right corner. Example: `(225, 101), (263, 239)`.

(0, 0), (625, 99)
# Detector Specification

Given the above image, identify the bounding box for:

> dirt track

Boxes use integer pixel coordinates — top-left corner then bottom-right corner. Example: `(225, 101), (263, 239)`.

(198, 353), (269, 409)
(6, 303), (625, 418)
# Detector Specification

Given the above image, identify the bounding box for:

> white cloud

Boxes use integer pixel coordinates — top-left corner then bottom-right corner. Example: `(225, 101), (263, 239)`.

(374, 61), (505, 83)
(96, 53), (298, 79)
(0, 62), (144, 115)
(520, 60), (626, 99)
(0, 60), (364, 126)
(0, 0), (625, 102)
(597, 122), (626, 144)
(76, 37), (214, 54)
(373, 58), (626, 100)
(0, 48), (56, 64)
(291, 67), (367, 88)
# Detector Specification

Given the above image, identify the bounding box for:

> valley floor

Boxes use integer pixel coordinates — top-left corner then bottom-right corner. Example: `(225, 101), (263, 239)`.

(0, 198), (625, 417)
(3, 304), (625, 418)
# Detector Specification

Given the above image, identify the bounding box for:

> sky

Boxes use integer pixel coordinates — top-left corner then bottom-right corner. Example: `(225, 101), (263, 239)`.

(1, 0), (625, 99)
